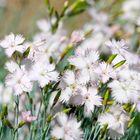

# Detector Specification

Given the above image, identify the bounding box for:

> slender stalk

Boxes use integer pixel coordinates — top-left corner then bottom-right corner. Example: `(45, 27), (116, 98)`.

(33, 100), (42, 140)
(26, 92), (33, 114)
(26, 92), (34, 140)
(41, 123), (50, 140)
(88, 126), (95, 140)
(0, 124), (3, 139)
(14, 96), (19, 140)
(13, 129), (17, 140)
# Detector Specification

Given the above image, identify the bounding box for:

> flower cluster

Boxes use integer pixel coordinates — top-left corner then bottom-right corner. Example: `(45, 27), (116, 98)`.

(0, 0), (140, 140)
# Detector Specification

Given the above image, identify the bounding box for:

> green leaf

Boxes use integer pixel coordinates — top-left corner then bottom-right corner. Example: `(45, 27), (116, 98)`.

(113, 60), (126, 69)
(103, 89), (110, 105)
(63, 108), (71, 113)
(65, 0), (89, 17)
(23, 47), (30, 58)
(3, 119), (13, 129)
(107, 54), (117, 64)
(56, 46), (75, 72)
(128, 117), (135, 128)
(18, 121), (26, 128)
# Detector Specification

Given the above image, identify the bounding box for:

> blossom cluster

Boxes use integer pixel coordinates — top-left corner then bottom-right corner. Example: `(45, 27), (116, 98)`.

(0, 0), (140, 140)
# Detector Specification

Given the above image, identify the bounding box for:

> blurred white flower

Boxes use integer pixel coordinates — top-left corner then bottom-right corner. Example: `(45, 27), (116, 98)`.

(109, 80), (140, 104)
(69, 47), (99, 83)
(105, 39), (128, 56)
(0, 83), (13, 104)
(82, 87), (102, 116)
(98, 105), (130, 138)
(51, 112), (83, 140)
(33, 32), (68, 61)
(123, 51), (140, 65)
(5, 61), (19, 73)
(37, 19), (51, 32)
(5, 66), (33, 95)
(0, 33), (25, 57)
(122, 0), (140, 21)
(69, 47), (99, 69)
(59, 70), (85, 104)
(30, 61), (59, 88)
(81, 33), (104, 51)
(118, 67), (140, 82)
(70, 31), (85, 44)
(95, 62), (116, 83)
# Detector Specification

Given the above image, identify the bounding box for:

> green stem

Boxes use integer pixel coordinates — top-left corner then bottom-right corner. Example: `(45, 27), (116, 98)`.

(33, 101), (42, 140)
(26, 92), (34, 140)
(14, 96), (19, 140)
(41, 123), (50, 140)
(26, 92), (33, 113)
(13, 129), (17, 140)
(0, 124), (3, 139)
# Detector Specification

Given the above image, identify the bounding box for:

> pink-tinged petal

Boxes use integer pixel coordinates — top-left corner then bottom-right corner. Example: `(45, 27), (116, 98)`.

(21, 111), (36, 123)
(70, 31), (85, 44)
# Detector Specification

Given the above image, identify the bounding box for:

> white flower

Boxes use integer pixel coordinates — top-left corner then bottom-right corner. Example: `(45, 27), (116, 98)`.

(123, 51), (140, 65)
(95, 62), (116, 83)
(118, 67), (140, 82)
(51, 112), (83, 140)
(122, 0), (140, 21)
(37, 19), (51, 32)
(59, 70), (85, 104)
(0, 83), (13, 104)
(0, 33), (25, 57)
(5, 66), (33, 95)
(82, 87), (102, 116)
(108, 80), (140, 104)
(33, 32), (68, 60)
(70, 31), (85, 44)
(5, 61), (19, 73)
(98, 105), (130, 138)
(76, 69), (90, 85)
(105, 39), (128, 57)
(30, 61), (59, 88)
(68, 47), (99, 83)
(112, 51), (140, 66)
(69, 47), (99, 69)
(24, 40), (49, 63)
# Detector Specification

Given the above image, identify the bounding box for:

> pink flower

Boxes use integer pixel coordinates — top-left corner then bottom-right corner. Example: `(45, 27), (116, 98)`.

(21, 111), (36, 123)
(70, 31), (85, 44)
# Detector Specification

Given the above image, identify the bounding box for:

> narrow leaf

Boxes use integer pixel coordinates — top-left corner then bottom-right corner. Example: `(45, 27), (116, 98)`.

(107, 54), (117, 64)
(113, 60), (126, 69)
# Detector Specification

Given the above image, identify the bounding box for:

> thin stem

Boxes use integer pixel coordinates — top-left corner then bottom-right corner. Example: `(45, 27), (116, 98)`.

(33, 101), (42, 140)
(26, 92), (33, 114)
(26, 92), (34, 140)
(0, 123), (3, 139)
(14, 96), (19, 140)
(13, 129), (17, 140)
(41, 123), (50, 140)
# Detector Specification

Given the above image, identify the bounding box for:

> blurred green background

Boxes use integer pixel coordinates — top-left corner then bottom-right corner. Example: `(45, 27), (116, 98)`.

(0, 0), (90, 39)
(0, 0), (48, 39)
